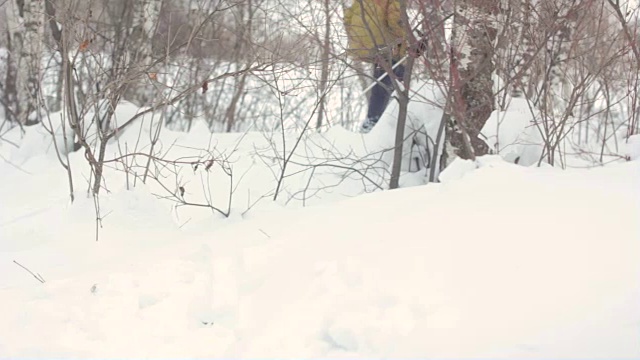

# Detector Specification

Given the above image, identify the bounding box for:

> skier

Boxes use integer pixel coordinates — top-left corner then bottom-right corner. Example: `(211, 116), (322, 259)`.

(343, 0), (407, 133)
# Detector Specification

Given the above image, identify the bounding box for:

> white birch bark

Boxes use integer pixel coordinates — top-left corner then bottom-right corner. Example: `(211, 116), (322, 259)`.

(128, 0), (162, 105)
(132, 0), (162, 65)
(10, 0), (45, 125)
(449, 0), (499, 159)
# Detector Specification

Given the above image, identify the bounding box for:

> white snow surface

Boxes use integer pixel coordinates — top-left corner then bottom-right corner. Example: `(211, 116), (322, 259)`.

(626, 134), (640, 161)
(1, 100), (639, 358)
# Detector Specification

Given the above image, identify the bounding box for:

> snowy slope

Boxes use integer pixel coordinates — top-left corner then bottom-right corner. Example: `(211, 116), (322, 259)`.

(1, 147), (638, 357)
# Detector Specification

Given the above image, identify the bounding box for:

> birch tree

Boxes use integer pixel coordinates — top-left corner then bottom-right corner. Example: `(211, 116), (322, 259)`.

(128, 0), (163, 105)
(132, 0), (162, 65)
(315, 0), (332, 131)
(6, 0), (45, 125)
(448, 0), (500, 160)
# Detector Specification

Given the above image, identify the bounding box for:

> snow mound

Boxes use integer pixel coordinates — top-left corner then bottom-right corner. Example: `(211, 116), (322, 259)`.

(482, 98), (545, 166)
(1, 159), (638, 358)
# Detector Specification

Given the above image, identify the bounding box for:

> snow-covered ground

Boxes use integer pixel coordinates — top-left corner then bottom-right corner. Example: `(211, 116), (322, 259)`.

(1, 93), (639, 357)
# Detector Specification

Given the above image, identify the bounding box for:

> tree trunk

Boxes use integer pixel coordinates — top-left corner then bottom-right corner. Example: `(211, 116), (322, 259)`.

(132, 0), (162, 62)
(7, 0), (44, 125)
(224, 72), (248, 132)
(315, 0), (332, 131)
(421, 0), (448, 76)
(448, 0), (499, 160)
(508, 0), (535, 99)
(389, 0), (415, 189)
(5, 0), (23, 125)
(4, 13), (18, 124)
(388, 56), (414, 189)
(128, 0), (162, 105)
(224, 0), (253, 132)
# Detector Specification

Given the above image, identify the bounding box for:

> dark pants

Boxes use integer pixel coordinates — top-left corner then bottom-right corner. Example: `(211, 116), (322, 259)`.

(365, 60), (405, 128)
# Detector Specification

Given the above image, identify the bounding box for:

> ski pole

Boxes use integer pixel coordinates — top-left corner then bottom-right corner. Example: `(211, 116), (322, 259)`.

(360, 54), (409, 96)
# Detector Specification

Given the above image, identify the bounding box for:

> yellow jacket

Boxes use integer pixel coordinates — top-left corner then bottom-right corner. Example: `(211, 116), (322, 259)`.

(343, 0), (406, 62)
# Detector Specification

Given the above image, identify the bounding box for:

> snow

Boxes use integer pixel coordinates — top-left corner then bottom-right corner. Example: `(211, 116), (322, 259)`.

(625, 134), (640, 160)
(482, 98), (545, 166)
(1, 92), (640, 357)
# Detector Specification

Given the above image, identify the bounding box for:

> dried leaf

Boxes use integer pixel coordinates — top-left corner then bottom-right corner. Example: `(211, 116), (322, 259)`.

(202, 81), (208, 94)
(148, 72), (158, 80)
(205, 159), (214, 172)
(79, 39), (90, 52)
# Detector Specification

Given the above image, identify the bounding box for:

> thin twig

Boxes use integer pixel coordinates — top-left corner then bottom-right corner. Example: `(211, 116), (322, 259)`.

(13, 260), (46, 284)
